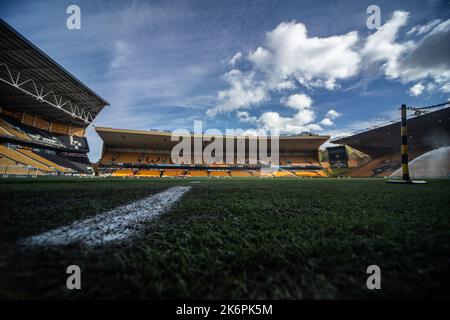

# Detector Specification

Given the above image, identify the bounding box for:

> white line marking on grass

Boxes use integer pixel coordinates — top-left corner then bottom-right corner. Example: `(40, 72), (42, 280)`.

(19, 186), (191, 247)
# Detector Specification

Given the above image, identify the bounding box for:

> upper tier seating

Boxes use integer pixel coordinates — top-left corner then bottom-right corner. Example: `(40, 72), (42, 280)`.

(0, 117), (31, 142)
(114, 152), (141, 164)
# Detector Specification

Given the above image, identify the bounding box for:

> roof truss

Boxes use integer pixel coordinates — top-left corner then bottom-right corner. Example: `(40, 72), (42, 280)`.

(0, 62), (94, 124)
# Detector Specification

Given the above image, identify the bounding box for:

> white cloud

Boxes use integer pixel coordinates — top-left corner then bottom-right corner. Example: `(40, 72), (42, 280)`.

(361, 11), (413, 79)
(110, 40), (130, 70)
(229, 52), (242, 66)
(209, 13), (450, 135)
(236, 111), (257, 123)
(248, 47), (272, 69)
(281, 93), (312, 110)
(362, 13), (450, 92)
(326, 109), (341, 119)
(264, 21), (360, 83)
(407, 19), (442, 36)
(408, 82), (425, 96)
(252, 93), (343, 134)
(320, 118), (334, 126)
(275, 80), (295, 91)
(398, 19), (450, 88)
(319, 109), (341, 127)
(208, 20), (361, 118)
(258, 109), (320, 134)
(441, 83), (450, 93)
(207, 69), (268, 117)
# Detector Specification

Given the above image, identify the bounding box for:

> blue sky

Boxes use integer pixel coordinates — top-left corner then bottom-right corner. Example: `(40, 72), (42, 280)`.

(1, 0), (449, 161)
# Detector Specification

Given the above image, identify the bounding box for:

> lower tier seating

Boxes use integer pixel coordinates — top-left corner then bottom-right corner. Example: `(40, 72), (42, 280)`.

(230, 171), (253, 177)
(112, 169), (134, 177)
(189, 170), (209, 177)
(136, 170), (161, 177)
(209, 170), (230, 177)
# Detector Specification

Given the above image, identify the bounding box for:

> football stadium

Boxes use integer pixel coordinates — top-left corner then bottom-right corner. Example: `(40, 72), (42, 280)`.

(1, 1), (450, 305)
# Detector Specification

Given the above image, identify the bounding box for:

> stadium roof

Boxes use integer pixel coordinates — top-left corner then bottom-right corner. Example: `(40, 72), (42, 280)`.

(332, 106), (450, 158)
(0, 19), (109, 127)
(96, 127), (329, 153)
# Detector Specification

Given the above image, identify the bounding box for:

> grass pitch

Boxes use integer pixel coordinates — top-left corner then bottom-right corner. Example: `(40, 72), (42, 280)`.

(0, 177), (449, 299)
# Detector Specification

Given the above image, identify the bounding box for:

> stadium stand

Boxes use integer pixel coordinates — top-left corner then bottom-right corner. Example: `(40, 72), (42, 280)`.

(332, 106), (450, 178)
(96, 127), (330, 178)
(0, 144), (52, 172)
(0, 19), (108, 176)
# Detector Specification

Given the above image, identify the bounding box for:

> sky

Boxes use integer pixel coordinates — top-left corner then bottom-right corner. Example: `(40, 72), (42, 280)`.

(1, 0), (449, 161)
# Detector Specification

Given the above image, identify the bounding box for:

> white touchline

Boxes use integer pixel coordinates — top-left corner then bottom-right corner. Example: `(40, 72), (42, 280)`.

(19, 186), (191, 247)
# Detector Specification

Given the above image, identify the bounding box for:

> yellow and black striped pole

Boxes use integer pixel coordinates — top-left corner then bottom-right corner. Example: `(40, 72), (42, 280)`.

(400, 104), (410, 181)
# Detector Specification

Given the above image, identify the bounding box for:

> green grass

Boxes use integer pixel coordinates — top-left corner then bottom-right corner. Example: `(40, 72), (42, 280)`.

(0, 177), (449, 299)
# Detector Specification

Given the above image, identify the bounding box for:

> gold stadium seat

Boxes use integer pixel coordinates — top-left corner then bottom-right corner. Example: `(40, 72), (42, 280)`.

(0, 118), (30, 142)
(0, 145), (53, 172)
(162, 169), (184, 177)
(294, 171), (324, 177)
(136, 170), (161, 177)
(101, 152), (118, 163)
(230, 171), (253, 177)
(189, 170), (208, 177)
(273, 171), (295, 177)
(250, 171), (261, 177)
(209, 171), (230, 177)
(0, 155), (16, 166)
(17, 149), (72, 172)
(5, 165), (33, 175)
(259, 171), (274, 177)
(112, 169), (134, 177)
(115, 152), (140, 164)
(316, 170), (328, 177)
(0, 126), (14, 137)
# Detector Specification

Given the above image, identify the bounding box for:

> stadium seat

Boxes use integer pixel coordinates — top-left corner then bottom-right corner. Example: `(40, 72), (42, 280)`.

(114, 152), (140, 164)
(136, 169), (161, 177)
(293, 171), (326, 177)
(112, 169), (134, 177)
(273, 171), (295, 177)
(0, 117), (31, 142)
(230, 171), (253, 177)
(0, 145), (53, 172)
(189, 170), (209, 177)
(17, 148), (73, 172)
(162, 169), (184, 177)
(209, 170), (231, 177)
(5, 165), (35, 175)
